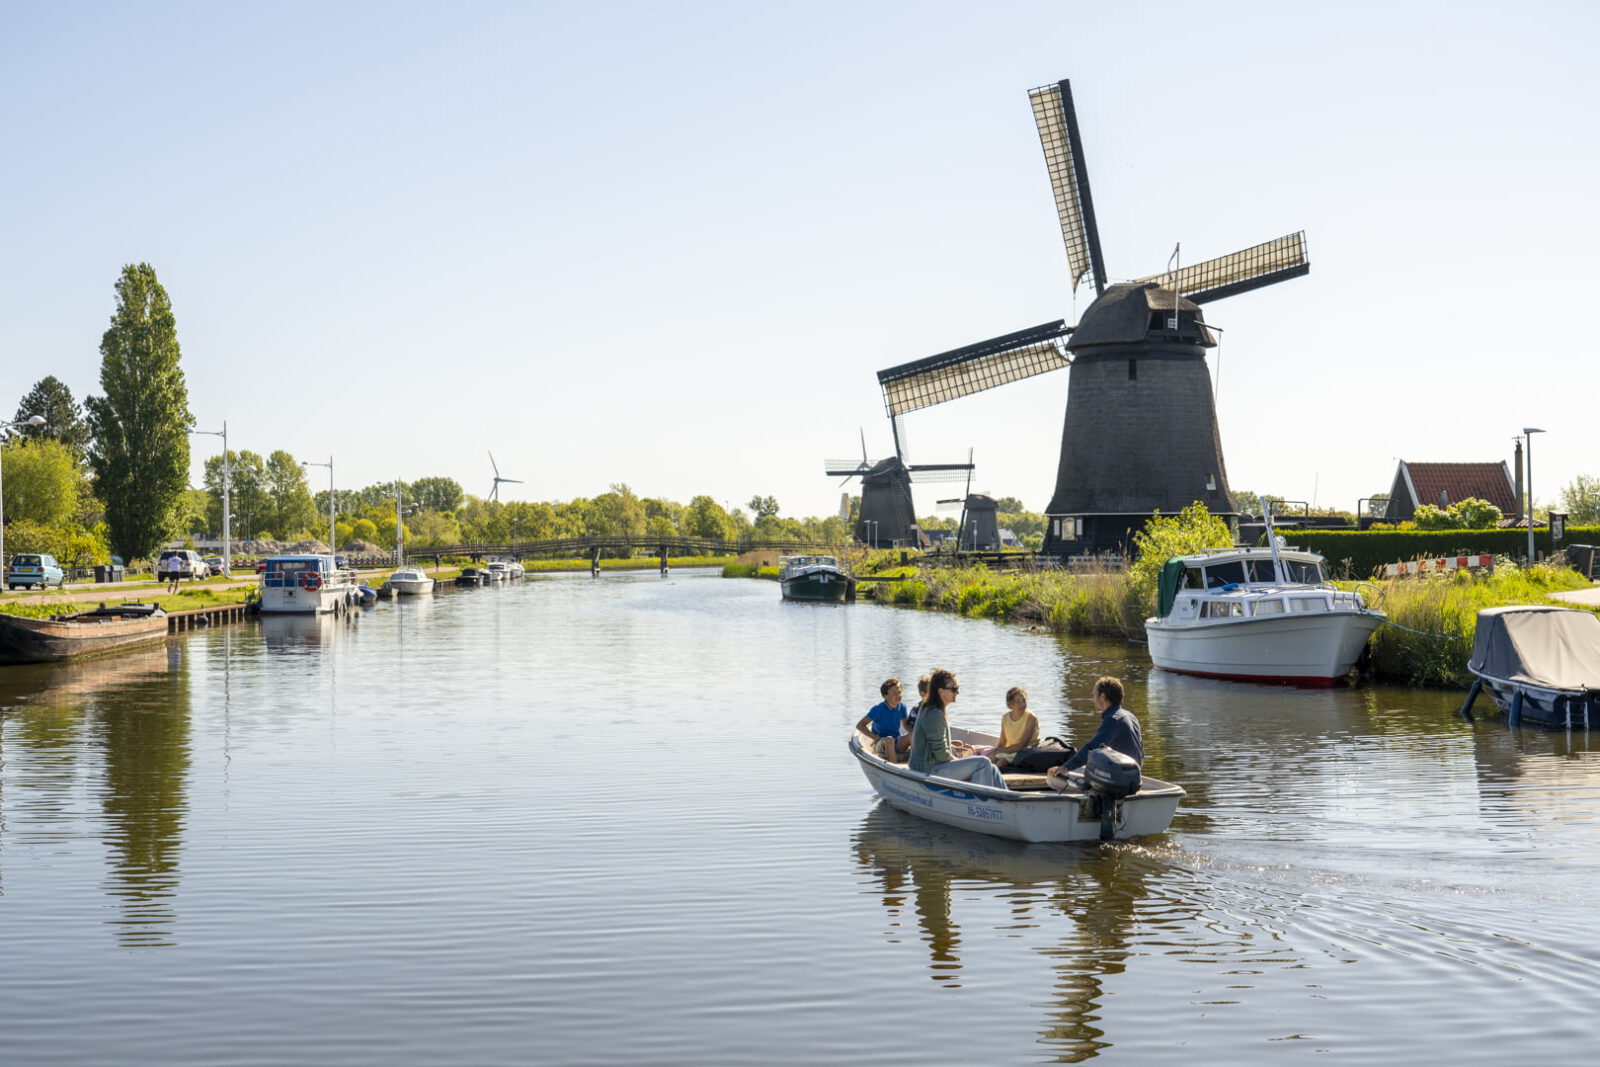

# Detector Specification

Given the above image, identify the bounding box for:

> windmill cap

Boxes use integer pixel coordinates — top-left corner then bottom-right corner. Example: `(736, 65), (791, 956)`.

(1065, 282), (1214, 350)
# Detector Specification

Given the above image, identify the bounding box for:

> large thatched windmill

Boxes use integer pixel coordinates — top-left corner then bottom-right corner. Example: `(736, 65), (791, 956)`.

(875, 79), (1310, 557)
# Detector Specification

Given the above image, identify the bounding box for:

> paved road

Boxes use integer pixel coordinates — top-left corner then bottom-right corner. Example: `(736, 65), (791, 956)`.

(1550, 584), (1600, 607)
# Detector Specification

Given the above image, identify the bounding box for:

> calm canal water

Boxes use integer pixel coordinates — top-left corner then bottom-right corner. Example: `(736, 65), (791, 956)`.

(1, 571), (1596, 1065)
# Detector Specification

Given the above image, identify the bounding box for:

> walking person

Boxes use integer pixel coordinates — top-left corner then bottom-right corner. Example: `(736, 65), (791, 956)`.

(908, 668), (1008, 791)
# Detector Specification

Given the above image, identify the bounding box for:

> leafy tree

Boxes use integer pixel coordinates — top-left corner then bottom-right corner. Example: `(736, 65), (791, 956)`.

(351, 518), (378, 543)
(1560, 476), (1600, 525)
(412, 476), (463, 513)
(591, 484), (647, 547)
(83, 263), (192, 561)
(1, 437), (85, 527)
(12, 376), (91, 456)
(995, 496), (1027, 513)
(1413, 497), (1503, 530)
(264, 451), (318, 539)
(204, 450), (269, 542)
(1128, 502), (1233, 611)
(684, 496), (736, 541)
(747, 494), (780, 519)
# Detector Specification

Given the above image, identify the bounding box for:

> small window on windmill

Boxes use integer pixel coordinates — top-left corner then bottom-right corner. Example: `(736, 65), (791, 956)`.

(1206, 473), (1218, 492)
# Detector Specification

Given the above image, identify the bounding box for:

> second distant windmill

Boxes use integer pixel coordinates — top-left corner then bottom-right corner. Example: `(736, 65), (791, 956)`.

(488, 452), (523, 502)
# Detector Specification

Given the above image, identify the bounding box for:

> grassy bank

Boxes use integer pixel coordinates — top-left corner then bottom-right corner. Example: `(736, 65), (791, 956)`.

(0, 583), (258, 618)
(846, 558), (1594, 688)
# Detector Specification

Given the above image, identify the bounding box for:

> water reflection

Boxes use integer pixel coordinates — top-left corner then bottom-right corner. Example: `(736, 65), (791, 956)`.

(257, 611), (353, 653)
(852, 804), (1187, 1062)
(0, 645), (188, 946)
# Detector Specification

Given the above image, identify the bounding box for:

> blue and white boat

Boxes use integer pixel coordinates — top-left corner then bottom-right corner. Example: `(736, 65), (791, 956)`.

(259, 554), (359, 614)
(1464, 605), (1600, 729)
(849, 725), (1183, 843)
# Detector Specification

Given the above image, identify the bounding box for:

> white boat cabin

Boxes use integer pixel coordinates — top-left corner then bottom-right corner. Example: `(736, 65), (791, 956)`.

(259, 554), (357, 614)
(1156, 547), (1365, 622)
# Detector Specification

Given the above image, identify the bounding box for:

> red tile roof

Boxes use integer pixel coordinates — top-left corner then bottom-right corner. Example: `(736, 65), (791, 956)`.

(1398, 462), (1518, 515)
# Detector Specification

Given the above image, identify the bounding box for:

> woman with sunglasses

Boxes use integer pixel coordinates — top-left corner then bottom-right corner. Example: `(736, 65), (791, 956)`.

(906, 668), (1008, 791)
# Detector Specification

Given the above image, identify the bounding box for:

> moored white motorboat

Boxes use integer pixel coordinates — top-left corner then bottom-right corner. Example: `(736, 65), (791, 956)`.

(388, 565), (435, 596)
(849, 726), (1183, 843)
(1144, 541), (1385, 686)
(1463, 605), (1600, 729)
(259, 554), (359, 614)
(483, 562), (508, 582)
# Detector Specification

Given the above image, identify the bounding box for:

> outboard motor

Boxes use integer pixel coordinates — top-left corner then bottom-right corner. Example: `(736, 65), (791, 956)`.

(1083, 747), (1142, 841)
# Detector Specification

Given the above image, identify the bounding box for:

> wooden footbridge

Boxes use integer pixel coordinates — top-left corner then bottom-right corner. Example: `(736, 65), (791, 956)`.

(396, 536), (846, 574)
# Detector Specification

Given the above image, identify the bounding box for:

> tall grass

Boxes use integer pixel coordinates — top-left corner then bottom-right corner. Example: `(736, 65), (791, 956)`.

(1362, 560), (1595, 686)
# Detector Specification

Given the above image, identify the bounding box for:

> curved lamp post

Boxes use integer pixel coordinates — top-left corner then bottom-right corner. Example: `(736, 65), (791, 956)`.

(0, 414), (47, 576)
(302, 457), (335, 556)
(190, 421), (230, 575)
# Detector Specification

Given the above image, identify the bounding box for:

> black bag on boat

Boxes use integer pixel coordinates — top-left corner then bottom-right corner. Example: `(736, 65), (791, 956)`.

(1007, 737), (1076, 773)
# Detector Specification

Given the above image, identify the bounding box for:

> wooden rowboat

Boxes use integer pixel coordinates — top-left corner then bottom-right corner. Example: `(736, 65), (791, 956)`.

(0, 603), (169, 666)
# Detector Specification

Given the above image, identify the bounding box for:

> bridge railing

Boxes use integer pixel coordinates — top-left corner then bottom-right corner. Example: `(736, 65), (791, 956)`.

(394, 536), (850, 562)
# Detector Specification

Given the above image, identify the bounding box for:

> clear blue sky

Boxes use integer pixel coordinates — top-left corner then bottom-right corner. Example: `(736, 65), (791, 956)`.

(3, 1), (1594, 521)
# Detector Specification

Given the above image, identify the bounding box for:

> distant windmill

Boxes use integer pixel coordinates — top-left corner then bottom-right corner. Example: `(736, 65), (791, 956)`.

(935, 454), (999, 551)
(875, 78), (1310, 557)
(488, 451), (523, 502)
(827, 430), (972, 549)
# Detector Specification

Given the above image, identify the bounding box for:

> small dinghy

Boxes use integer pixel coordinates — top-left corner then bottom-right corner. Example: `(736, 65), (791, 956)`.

(849, 726), (1183, 842)
(1463, 605), (1600, 729)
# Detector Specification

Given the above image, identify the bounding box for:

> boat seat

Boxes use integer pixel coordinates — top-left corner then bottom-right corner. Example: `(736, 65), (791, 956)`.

(1000, 772), (1056, 792)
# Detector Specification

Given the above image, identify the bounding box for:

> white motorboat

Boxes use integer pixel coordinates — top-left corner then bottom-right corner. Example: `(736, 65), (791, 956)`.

(259, 554), (360, 614)
(388, 565), (435, 596)
(1463, 605), (1600, 729)
(849, 726), (1183, 843)
(1144, 539), (1385, 686)
(483, 561), (508, 582)
(490, 557), (524, 579)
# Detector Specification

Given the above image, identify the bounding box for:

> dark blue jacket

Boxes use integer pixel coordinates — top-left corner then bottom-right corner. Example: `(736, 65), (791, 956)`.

(1063, 705), (1143, 770)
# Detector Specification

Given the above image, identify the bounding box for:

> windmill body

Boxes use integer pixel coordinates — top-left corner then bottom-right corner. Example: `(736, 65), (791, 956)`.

(874, 79), (1308, 559)
(958, 494), (1002, 551)
(826, 441), (973, 549)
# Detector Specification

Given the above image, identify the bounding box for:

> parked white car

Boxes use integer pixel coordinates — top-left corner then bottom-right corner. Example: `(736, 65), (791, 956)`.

(158, 549), (210, 579)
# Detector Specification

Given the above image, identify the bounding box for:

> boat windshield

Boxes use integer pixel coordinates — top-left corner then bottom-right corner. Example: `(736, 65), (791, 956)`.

(1202, 560), (1248, 587)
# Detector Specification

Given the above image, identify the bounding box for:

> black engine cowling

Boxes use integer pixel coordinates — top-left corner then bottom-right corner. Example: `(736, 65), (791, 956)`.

(1083, 747), (1141, 800)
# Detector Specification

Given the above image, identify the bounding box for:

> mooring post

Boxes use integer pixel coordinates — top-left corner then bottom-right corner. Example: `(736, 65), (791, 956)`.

(659, 545), (668, 575)
(591, 546), (601, 577)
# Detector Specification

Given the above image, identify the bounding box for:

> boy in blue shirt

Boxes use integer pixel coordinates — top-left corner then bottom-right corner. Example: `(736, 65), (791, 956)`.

(856, 677), (910, 761)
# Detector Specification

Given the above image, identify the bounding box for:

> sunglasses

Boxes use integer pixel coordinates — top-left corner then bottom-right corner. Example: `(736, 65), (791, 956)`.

(942, 685), (959, 693)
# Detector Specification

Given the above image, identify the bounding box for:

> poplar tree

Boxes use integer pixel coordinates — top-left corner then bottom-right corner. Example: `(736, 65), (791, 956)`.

(84, 263), (192, 562)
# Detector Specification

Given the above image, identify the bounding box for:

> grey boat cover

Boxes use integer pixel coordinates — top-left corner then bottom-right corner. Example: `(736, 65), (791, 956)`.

(1469, 606), (1600, 691)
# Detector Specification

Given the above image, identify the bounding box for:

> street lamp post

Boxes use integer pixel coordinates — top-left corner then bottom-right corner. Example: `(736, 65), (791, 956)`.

(1524, 427), (1545, 563)
(191, 421), (230, 575)
(302, 457), (335, 556)
(0, 415), (47, 575)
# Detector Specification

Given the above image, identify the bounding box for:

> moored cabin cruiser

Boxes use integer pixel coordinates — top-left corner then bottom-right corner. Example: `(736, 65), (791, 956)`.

(778, 554), (854, 602)
(1144, 544), (1385, 685)
(387, 565), (435, 596)
(259, 554), (359, 614)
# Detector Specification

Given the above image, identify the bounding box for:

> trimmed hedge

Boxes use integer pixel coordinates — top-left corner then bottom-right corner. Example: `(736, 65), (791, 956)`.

(1270, 527), (1600, 579)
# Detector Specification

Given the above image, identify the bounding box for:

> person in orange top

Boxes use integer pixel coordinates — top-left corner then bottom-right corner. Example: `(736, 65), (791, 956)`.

(988, 686), (1039, 768)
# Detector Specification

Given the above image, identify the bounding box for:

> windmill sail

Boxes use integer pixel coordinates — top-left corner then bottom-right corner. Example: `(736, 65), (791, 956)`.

(1029, 80), (1106, 296)
(1134, 232), (1309, 304)
(877, 320), (1071, 417)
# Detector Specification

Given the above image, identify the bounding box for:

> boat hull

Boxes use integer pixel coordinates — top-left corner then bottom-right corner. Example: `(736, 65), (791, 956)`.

(781, 570), (852, 602)
(1146, 610), (1384, 685)
(389, 578), (435, 595)
(1469, 671), (1600, 729)
(850, 738), (1182, 843)
(0, 608), (168, 665)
